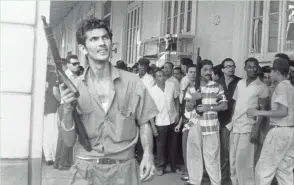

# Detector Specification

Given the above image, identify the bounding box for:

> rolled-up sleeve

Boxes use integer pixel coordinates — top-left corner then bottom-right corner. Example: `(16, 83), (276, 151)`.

(135, 80), (159, 126)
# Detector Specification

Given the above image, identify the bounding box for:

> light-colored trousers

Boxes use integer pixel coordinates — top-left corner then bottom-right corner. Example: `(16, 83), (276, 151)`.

(255, 127), (294, 185)
(187, 123), (221, 185)
(230, 132), (255, 185)
(43, 113), (58, 161)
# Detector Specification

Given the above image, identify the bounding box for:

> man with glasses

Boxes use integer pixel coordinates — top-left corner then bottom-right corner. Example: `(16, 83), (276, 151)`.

(65, 54), (81, 80)
(227, 57), (269, 185)
(215, 58), (241, 184)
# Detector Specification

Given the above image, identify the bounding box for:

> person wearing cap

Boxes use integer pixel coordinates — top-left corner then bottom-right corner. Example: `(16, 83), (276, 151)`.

(247, 58), (294, 185)
(59, 18), (158, 184)
(138, 58), (155, 92)
(227, 57), (269, 185)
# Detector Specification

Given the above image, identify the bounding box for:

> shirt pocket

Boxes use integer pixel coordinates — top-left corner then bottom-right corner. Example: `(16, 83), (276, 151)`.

(115, 109), (137, 142)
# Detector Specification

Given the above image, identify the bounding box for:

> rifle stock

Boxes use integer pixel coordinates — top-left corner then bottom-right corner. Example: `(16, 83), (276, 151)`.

(195, 48), (203, 116)
(41, 16), (92, 152)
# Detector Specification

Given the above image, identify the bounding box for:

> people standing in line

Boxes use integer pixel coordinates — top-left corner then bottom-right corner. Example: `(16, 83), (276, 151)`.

(43, 64), (60, 166)
(247, 58), (294, 185)
(227, 57), (269, 185)
(59, 18), (158, 184)
(149, 68), (180, 176)
(185, 60), (228, 185)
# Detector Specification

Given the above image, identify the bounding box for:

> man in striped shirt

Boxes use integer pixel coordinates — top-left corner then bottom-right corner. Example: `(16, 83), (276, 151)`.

(185, 60), (228, 185)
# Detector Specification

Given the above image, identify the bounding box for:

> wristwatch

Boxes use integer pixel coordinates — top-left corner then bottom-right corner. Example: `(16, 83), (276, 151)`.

(210, 106), (214, 110)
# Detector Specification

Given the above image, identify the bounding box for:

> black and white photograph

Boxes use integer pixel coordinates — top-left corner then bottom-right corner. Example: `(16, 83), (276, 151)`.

(0, 1), (294, 185)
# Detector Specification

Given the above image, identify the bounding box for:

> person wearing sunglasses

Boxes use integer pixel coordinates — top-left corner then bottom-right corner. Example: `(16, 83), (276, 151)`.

(65, 54), (81, 80)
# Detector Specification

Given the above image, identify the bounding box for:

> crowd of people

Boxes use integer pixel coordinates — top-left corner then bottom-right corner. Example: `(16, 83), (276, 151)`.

(114, 53), (294, 185)
(43, 17), (294, 185)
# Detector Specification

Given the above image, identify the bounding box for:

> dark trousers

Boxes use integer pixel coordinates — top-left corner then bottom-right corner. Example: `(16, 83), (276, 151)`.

(156, 124), (178, 171)
(220, 127), (230, 182)
(55, 128), (73, 167)
(182, 129), (189, 173)
(55, 104), (73, 167)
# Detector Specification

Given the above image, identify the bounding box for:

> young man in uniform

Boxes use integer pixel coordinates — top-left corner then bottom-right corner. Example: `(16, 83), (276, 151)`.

(227, 57), (269, 185)
(247, 58), (294, 185)
(59, 18), (158, 185)
(185, 60), (228, 185)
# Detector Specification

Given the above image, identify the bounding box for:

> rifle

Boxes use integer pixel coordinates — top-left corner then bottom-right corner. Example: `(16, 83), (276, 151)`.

(41, 16), (92, 152)
(195, 48), (203, 116)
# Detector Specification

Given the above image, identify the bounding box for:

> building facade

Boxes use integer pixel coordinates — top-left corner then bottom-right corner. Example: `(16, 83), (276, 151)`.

(52, 0), (294, 77)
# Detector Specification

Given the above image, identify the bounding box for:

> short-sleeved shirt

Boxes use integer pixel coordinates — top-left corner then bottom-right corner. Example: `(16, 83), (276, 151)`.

(139, 73), (155, 93)
(270, 80), (294, 127)
(199, 81), (227, 135)
(73, 64), (159, 160)
(166, 76), (180, 95)
(232, 78), (269, 133)
(150, 82), (179, 126)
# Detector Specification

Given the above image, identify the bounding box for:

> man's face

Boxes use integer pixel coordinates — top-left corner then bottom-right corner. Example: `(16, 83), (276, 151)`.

(163, 63), (173, 77)
(67, 58), (80, 72)
(262, 73), (271, 86)
(187, 67), (196, 82)
(83, 28), (112, 62)
(289, 66), (294, 78)
(201, 64), (213, 81)
(132, 67), (138, 74)
(244, 61), (259, 78)
(138, 63), (147, 76)
(155, 70), (165, 84)
(173, 69), (182, 82)
(222, 61), (236, 76)
(270, 70), (278, 82)
(211, 72), (219, 82)
(180, 64), (187, 74)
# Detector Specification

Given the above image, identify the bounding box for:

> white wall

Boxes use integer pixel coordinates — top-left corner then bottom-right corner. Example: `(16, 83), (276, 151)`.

(0, 1), (49, 159)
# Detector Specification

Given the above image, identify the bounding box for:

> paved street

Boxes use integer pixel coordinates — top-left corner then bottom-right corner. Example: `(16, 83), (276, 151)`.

(41, 162), (221, 185)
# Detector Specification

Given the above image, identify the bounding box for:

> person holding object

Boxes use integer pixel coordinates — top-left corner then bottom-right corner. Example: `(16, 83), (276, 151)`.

(59, 18), (158, 185)
(247, 58), (294, 185)
(184, 60), (228, 185)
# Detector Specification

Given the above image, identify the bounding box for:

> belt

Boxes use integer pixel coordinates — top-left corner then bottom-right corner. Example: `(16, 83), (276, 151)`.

(80, 157), (129, 165)
(270, 125), (294, 128)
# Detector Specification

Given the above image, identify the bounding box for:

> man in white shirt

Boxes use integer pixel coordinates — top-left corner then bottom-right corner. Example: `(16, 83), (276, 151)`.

(247, 58), (294, 185)
(150, 68), (180, 176)
(163, 62), (180, 94)
(138, 58), (155, 92)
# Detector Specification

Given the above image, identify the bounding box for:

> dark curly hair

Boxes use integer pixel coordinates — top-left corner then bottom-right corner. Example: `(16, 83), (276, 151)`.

(76, 18), (113, 46)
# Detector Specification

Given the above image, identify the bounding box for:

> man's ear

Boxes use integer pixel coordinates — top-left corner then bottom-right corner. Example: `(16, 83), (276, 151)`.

(78, 44), (88, 55)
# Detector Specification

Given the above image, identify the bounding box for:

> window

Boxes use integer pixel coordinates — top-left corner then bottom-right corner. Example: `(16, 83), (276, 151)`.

(163, 0), (193, 34)
(125, 4), (141, 65)
(102, 1), (112, 28)
(285, 1), (294, 51)
(249, 0), (294, 57)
